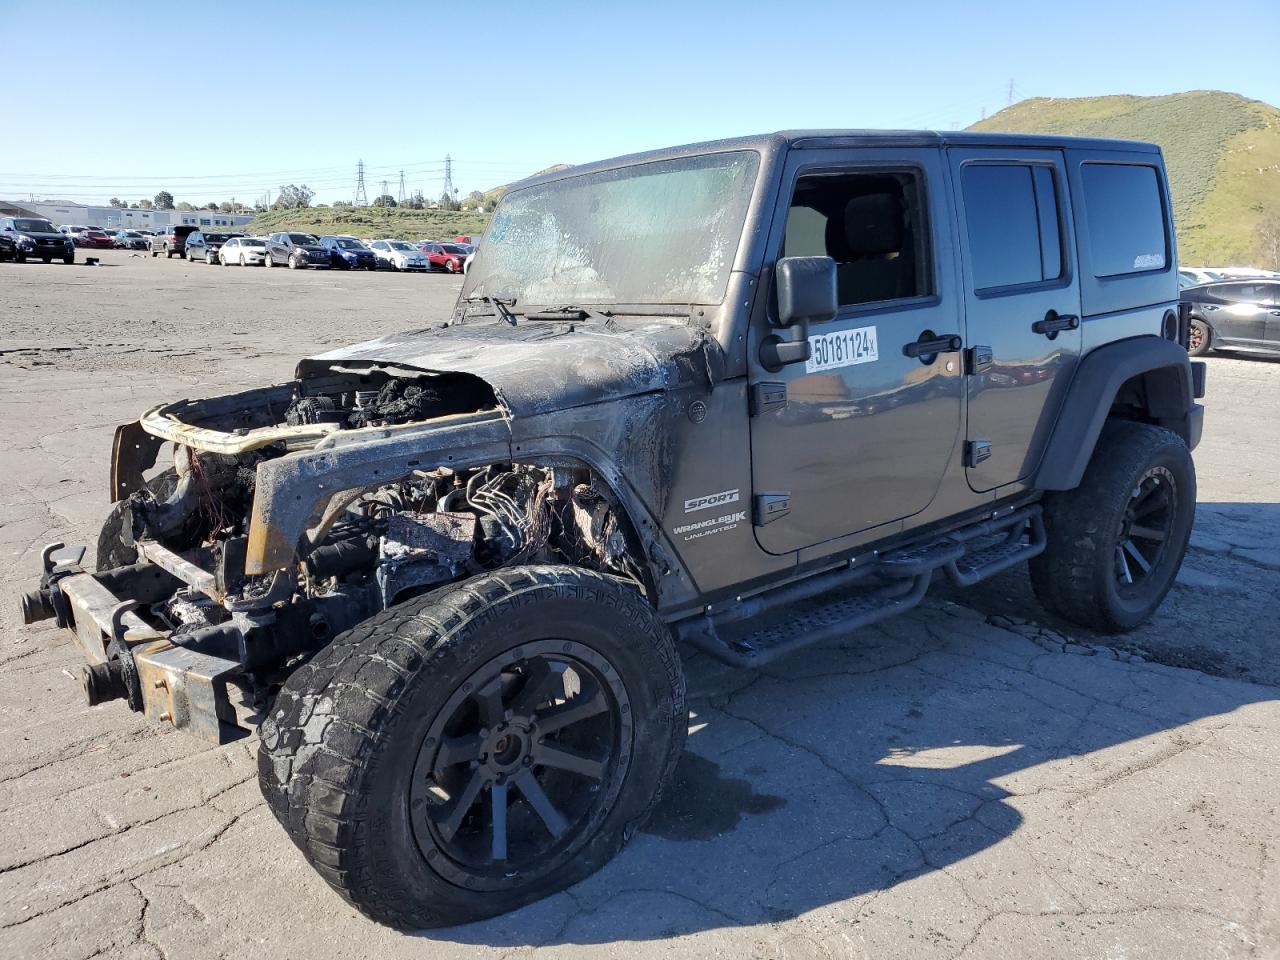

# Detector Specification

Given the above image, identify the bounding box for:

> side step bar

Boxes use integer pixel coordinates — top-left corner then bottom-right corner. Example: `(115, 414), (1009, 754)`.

(676, 505), (1044, 668)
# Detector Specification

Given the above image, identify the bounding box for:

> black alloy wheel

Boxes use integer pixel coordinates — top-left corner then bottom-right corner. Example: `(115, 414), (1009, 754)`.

(1114, 467), (1176, 591)
(411, 640), (630, 888)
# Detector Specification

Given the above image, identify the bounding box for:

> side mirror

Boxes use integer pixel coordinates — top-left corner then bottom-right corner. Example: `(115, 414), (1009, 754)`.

(775, 256), (837, 328)
(761, 256), (837, 370)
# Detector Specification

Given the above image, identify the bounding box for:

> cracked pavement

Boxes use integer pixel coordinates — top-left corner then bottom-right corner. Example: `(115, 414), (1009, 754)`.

(1, 250), (1278, 959)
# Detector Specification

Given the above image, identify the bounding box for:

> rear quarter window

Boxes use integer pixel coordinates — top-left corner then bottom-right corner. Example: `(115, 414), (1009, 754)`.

(1080, 163), (1167, 277)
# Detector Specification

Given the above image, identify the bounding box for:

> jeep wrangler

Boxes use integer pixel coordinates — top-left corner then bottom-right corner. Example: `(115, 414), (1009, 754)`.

(21, 131), (1205, 929)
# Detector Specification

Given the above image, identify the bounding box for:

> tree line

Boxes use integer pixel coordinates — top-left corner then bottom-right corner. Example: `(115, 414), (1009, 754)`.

(103, 185), (496, 215)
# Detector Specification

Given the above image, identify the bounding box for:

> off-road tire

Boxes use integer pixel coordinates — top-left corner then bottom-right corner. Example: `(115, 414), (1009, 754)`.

(1187, 318), (1213, 357)
(1030, 420), (1195, 633)
(258, 565), (686, 929)
(95, 470), (178, 570)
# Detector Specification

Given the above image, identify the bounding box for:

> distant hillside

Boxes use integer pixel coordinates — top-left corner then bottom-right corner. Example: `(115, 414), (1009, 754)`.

(970, 91), (1280, 266)
(246, 164), (571, 241)
(247, 206), (490, 242)
(483, 164), (573, 205)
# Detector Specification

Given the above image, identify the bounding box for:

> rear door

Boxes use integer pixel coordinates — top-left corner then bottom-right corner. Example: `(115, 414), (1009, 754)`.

(1215, 282), (1271, 345)
(948, 149), (1081, 492)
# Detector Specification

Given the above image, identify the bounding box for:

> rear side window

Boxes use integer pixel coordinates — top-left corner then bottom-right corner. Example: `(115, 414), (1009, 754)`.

(1080, 163), (1166, 277)
(961, 163), (1063, 290)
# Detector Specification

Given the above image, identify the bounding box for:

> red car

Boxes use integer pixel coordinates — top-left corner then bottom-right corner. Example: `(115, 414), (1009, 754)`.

(76, 229), (113, 249)
(415, 241), (468, 273)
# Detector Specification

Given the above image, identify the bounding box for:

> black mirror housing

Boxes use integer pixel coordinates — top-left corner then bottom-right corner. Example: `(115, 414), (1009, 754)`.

(775, 256), (838, 328)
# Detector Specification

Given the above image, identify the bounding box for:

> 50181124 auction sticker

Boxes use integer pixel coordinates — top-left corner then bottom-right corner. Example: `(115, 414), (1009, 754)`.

(806, 326), (878, 374)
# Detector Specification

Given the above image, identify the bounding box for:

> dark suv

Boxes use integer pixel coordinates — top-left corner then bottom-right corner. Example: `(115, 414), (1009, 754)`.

(23, 130), (1203, 930)
(265, 231), (330, 269)
(183, 231), (243, 264)
(0, 216), (76, 263)
(149, 225), (198, 258)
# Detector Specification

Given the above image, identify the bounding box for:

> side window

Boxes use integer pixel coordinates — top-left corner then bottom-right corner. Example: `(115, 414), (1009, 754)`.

(1079, 163), (1167, 277)
(782, 170), (931, 309)
(961, 163), (1063, 290)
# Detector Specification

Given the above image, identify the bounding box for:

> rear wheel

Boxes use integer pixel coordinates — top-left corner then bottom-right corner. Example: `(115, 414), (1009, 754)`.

(1187, 318), (1213, 357)
(1030, 420), (1195, 633)
(259, 565), (685, 929)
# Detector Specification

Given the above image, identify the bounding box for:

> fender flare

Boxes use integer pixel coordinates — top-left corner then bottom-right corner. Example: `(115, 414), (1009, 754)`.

(1032, 336), (1200, 492)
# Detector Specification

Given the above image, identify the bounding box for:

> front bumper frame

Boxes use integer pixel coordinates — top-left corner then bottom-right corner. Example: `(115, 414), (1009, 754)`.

(26, 544), (248, 744)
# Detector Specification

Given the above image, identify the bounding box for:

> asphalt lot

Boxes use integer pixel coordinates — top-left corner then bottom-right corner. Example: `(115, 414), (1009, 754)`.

(1, 249), (1277, 959)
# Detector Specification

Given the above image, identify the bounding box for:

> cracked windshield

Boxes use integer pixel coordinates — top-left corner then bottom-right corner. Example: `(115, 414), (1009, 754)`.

(464, 150), (760, 306)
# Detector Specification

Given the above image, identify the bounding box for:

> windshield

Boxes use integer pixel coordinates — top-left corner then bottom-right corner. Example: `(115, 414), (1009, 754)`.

(439, 243), (467, 254)
(335, 238), (364, 249)
(205, 233), (232, 242)
(288, 233), (319, 245)
(464, 150), (759, 306)
(242, 239), (265, 247)
(13, 219), (58, 233)
(389, 241), (415, 251)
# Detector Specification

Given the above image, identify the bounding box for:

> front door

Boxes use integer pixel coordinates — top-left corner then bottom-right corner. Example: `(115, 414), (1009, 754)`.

(748, 147), (964, 556)
(948, 149), (1082, 492)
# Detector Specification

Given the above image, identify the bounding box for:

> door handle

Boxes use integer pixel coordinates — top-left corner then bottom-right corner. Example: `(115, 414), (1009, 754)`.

(902, 332), (962, 359)
(1032, 311), (1080, 336)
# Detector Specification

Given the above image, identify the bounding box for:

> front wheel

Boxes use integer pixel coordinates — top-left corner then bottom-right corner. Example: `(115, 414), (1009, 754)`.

(1030, 420), (1195, 633)
(264, 253), (273, 268)
(1187, 318), (1213, 357)
(288, 255), (299, 269)
(259, 565), (685, 929)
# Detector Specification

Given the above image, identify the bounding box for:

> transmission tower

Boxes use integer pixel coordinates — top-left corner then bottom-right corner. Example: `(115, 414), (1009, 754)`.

(381, 179), (390, 201)
(442, 154), (456, 201)
(354, 159), (368, 206)
(1007, 78), (1015, 107)
(398, 170), (406, 203)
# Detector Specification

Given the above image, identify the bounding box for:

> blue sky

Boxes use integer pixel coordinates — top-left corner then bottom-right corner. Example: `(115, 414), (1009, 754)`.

(2, 0), (1276, 206)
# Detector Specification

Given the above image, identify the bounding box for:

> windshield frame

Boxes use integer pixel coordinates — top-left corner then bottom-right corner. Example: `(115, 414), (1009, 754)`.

(460, 148), (763, 311)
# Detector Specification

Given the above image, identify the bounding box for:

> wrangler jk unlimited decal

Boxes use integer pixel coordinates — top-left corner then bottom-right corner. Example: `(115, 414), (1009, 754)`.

(672, 510), (748, 541)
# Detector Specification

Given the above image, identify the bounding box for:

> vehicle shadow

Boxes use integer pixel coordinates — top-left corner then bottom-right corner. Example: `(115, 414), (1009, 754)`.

(421, 591), (1277, 947)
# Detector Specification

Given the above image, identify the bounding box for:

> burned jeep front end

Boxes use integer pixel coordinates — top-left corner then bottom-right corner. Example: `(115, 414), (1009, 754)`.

(21, 344), (673, 743)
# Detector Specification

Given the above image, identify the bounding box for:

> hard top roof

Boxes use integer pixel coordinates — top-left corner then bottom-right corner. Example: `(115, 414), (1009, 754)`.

(514, 129), (1160, 192)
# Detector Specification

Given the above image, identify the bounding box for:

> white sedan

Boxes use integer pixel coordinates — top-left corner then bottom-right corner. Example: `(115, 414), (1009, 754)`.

(368, 239), (429, 271)
(219, 236), (269, 266)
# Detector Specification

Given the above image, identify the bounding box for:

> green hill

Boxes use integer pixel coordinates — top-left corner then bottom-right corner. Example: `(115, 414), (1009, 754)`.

(969, 91), (1280, 266)
(246, 164), (572, 241)
(246, 205), (490, 242)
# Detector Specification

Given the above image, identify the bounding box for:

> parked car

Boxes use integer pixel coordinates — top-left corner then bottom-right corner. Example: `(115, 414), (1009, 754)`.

(184, 231), (241, 264)
(1181, 279), (1280, 357)
(416, 240), (468, 273)
(1178, 267), (1224, 287)
(60, 225), (88, 238)
(112, 230), (149, 250)
(76, 228), (113, 249)
(1211, 266), (1280, 279)
(20, 130), (1204, 930)
(0, 216), (76, 263)
(368, 239), (428, 271)
(218, 236), (268, 266)
(318, 235), (378, 270)
(264, 232), (331, 269)
(150, 225), (198, 258)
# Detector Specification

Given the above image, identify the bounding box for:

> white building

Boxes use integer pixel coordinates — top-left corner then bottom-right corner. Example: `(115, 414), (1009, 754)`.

(0, 199), (255, 230)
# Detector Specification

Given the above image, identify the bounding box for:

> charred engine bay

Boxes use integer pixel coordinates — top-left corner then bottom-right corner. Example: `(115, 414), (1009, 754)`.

(124, 379), (642, 676)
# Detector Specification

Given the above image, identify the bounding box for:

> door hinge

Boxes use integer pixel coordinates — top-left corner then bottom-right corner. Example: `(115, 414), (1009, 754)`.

(965, 345), (993, 375)
(750, 381), (787, 416)
(964, 440), (993, 468)
(753, 493), (791, 526)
